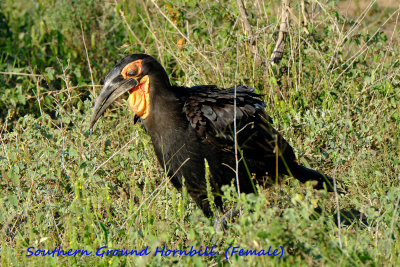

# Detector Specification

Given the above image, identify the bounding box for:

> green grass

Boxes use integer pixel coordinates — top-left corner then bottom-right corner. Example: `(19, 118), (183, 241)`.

(1, 0), (400, 265)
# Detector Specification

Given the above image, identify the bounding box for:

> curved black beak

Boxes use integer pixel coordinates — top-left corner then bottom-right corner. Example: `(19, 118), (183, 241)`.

(90, 75), (138, 129)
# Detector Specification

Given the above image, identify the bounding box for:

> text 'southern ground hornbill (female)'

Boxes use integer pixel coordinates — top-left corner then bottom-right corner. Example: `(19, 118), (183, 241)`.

(90, 54), (336, 217)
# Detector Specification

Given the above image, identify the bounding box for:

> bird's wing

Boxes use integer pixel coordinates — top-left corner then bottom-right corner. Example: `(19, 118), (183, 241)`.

(183, 85), (279, 153)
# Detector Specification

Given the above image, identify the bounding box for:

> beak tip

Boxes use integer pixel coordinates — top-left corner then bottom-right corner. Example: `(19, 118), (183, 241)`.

(89, 119), (96, 132)
(89, 113), (99, 133)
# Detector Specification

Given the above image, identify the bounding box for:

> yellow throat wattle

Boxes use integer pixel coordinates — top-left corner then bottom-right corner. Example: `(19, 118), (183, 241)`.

(128, 75), (150, 119)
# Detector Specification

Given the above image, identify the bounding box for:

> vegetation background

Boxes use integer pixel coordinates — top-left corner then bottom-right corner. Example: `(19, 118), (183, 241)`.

(1, 0), (399, 265)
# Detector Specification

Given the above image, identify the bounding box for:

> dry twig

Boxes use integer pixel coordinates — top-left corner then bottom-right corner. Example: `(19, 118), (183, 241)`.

(115, 0), (146, 49)
(270, 0), (290, 64)
(80, 21), (96, 98)
(236, 0), (263, 66)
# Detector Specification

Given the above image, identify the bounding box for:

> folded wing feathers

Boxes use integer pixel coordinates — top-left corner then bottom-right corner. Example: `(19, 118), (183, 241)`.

(183, 85), (268, 144)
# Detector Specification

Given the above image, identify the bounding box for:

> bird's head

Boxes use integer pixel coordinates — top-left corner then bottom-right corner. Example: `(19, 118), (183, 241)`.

(90, 54), (170, 129)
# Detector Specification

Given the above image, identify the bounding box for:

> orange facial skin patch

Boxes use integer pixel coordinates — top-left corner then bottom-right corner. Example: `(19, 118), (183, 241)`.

(128, 75), (150, 119)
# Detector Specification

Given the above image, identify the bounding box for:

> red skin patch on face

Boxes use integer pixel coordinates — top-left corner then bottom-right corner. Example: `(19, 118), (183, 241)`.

(129, 82), (146, 94)
(122, 60), (143, 79)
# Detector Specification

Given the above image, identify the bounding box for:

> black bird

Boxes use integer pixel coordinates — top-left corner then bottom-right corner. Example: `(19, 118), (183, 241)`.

(90, 54), (336, 217)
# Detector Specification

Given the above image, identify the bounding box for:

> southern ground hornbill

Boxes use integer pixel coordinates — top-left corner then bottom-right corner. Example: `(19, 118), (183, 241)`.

(90, 54), (337, 217)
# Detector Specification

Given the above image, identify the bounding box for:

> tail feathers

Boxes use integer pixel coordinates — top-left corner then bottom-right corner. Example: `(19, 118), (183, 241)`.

(289, 164), (340, 193)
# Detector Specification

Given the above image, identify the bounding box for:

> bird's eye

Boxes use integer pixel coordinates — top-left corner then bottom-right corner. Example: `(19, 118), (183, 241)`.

(127, 69), (138, 76)
(121, 60), (143, 79)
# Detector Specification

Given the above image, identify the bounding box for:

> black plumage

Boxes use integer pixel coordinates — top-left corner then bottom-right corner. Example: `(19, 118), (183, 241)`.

(90, 54), (337, 217)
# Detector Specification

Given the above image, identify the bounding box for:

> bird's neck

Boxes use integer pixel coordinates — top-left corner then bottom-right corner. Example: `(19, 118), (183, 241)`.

(141, 83), (185, 138)
(143, 90), (187, 167)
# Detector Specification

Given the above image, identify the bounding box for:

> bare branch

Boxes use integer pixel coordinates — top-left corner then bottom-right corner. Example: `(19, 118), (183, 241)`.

(80, 21), (96, 98)
(287, 6), (309, 34)
(236, 0), (262, 66)
(301, 0), (309, 27)
(115, 0), (146, 49)
(149, 0), (221, 76)
(0, 71), (43, 77)
(237, 0), (254, 37)
(140, 0), (163, 63)
(270, 0), (290, 64)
